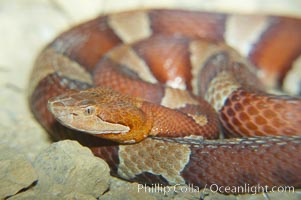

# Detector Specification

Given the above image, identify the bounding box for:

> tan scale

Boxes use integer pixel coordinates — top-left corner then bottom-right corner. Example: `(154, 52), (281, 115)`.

(225, 15), (270, 56)
(166, 77), (187, 90)
(205, 71), (240, 111)
(283, 54), (301, 95)
(108, 11), (152, 43)
(160, 87), (199, 109)
(52, 32), (88, 53)
(117, 138), (191, 185)
(28, 48), (92, 96)
(188, 114), (208, 126)
(107, 45), (157, 83)
(189, 40), (238, 95)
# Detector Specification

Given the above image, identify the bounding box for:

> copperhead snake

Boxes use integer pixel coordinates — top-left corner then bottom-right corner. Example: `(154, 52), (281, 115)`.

(28, 9), (301, 193)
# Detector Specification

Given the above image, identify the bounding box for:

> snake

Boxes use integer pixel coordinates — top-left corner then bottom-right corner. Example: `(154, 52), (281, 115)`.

(28, 9), (301, 193)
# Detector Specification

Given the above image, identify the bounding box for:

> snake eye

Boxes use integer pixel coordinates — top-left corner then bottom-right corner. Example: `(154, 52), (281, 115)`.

(84, 106), (95, 115)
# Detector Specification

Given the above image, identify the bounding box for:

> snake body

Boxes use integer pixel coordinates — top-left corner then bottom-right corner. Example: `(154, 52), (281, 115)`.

(29, 9), (301, 192)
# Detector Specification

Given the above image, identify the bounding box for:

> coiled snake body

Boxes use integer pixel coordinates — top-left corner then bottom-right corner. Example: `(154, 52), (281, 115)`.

(29, 9), (301, 192)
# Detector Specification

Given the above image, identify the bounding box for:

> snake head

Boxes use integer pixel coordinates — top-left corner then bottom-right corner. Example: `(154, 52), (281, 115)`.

(47, 88), (152, 143)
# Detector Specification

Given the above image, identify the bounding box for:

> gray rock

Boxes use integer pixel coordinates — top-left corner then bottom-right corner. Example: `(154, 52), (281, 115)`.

(102, 179), (301, 200)
(9, 189), (97, 200)
(32, 140), (110, 199)
(8, 190), (57, 200)
(0, 145), (37, 199)
(9, 189), (96, 200)
(102, 177), (158, 200)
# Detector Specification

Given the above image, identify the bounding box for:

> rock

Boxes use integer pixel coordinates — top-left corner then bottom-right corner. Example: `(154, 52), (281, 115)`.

(0, 0), (61, 162)
(32, 140), (110, 199)
(102, 179), (301, 200)
(9, 189), (97, 200)
(0, 145), (37, 199)
(102, 177), (158, 200)
(8, 190), (56, 200)
(102, 178), (221, 200)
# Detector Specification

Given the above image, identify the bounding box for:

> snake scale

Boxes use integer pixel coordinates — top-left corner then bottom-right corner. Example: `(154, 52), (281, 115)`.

(28, 9), (301, 193)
